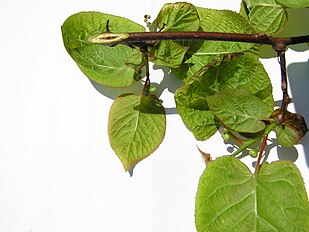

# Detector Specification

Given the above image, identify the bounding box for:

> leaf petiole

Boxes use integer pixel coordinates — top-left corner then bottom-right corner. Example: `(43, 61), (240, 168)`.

(231, 121), (278, 157)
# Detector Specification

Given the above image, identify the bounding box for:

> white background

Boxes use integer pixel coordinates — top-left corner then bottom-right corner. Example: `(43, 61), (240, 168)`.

(0, 0), (308, 231)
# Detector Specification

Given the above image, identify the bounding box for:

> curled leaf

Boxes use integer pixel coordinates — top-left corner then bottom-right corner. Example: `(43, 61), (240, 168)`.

(149, 2), (200, 68)
(61, 12), (146, 87)
(272, 109), (308, 147)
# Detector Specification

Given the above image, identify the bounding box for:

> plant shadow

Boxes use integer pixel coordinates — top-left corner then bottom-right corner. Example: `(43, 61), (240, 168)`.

(90, 65), (183, 115)
(225, 137), (299, 169)
(288, 60), (309, 168)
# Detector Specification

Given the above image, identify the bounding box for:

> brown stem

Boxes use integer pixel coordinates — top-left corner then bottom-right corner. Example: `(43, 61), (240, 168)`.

(254, 135), (268, 175)
(118, 32), (309, 47)
(140, 45), (151, 96)
(277, 50), (291, 123)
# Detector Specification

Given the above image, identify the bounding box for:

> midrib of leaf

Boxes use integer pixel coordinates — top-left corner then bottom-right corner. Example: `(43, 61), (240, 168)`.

(256, 183), (280, 230)
(127, 97), (143, 155)
(250, 4), (283, 8)
(253, 175), (258, 232)
(87, 57), (124, 70)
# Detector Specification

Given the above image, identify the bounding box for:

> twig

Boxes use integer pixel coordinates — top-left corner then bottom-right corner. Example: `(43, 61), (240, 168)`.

(140, 45), (151, 96)
(89, 30), (309, 120)
(89, 31), (309, 48)
(276, 50), (291, 123)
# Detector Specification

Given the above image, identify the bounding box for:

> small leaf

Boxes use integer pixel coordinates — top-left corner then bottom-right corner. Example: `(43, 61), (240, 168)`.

(242, 0), (287, 34)
(150, 2), (200, 32)
(108, 94), (166, 171)
(272, 109), (308, 147)
(195, 156), (309, 232)
(182, 7), (256, 78)
(207, 89), (271, 133)
(61, 12), (146, 87)
(150, 2), (200, 68)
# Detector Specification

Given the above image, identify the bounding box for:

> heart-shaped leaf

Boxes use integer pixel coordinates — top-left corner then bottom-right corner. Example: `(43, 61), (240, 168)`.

(108, 94), (166, 172)
(195, 156), (309, 232)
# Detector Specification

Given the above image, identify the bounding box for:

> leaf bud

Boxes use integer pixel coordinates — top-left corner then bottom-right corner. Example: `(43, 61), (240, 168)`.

(249, 149), (258, 158)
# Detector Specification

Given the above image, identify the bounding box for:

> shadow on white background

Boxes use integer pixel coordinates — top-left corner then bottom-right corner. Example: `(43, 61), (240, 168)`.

(288, 60), (309, 167)
(0, 0), (308, 232)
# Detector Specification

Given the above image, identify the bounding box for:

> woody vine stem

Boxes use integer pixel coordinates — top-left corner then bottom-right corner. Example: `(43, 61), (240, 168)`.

(92, 29), (309, 173)
(95, 30), (309, 121)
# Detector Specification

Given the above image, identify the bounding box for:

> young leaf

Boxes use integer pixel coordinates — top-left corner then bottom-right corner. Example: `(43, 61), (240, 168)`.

(108, 93), (166, 172)
(272, 109), (308, 147)
(181, 7), (256, 78)
(61, 12), (146, 87)
(150, 2), (200, 32)
(195, 156), (309, 232)
(241, 0), (287, 34)
(207, 89), (271, 133)
(175, 54), (273, 140)
(149, 2), (200, 68)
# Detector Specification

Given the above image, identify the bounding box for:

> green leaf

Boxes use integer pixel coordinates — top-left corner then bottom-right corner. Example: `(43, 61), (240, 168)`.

(275, 0), (309, 8)
(175, 54), (273, 140)
(150, 41), (190, 68)
(175, 76), (219, 140)
(108, 93), (166, 171)
(181, 8), (256, 78)
(62, 11), (145, 50)
(195, 156), (309, 232)
(150, 2), (200, 32)
(242, 0), (288, 34)
(61, 12), (146, 87)
(272, 109), (308, 147)
(207, 89), (271, 133)
(149, 2), (200, 68)
(175, 104), (219, 141)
